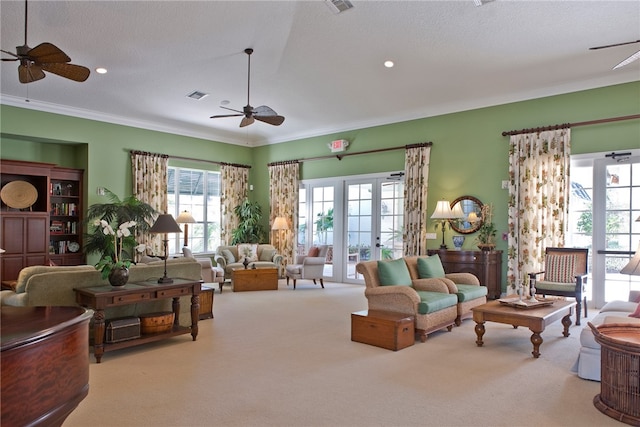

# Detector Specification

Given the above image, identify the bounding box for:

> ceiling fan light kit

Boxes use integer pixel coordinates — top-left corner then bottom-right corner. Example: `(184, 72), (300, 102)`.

(210, 48), (285, 128)
(1, 0), (90, 84)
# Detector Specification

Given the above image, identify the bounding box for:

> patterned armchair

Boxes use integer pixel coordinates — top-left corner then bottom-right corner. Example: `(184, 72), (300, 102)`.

(285, 245), (329, 289)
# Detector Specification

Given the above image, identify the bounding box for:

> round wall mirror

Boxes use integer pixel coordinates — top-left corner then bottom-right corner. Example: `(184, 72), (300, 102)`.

(450, 196), (483, 234)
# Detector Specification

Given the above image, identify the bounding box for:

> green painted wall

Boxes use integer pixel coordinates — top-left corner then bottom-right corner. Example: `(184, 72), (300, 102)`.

(1, 81), (639, 291)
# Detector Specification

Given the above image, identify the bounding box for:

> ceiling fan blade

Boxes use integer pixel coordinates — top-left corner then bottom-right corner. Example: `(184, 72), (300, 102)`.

(210, 113), (244, 119)
(18, 63), (45, 83)
(613, 50), (640, 70)
(590, 40), (640, 50)
(240, 116), (255, 128)
(28, 42), (71, 63)
(252, 105), (278, 116)
(41, 62), (90, 82)
(219, 106), (244, 114)
(254, 114), (285, 126)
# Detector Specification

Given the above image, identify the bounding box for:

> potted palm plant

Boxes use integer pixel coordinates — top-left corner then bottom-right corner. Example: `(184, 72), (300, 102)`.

(476, 203), (497, 251)
(231, 198), (266, 244)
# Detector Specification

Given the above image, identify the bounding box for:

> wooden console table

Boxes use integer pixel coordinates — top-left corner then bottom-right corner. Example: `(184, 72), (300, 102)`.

(427, 249), (503, 299)
(75, 278), (200, 363)
(1, 306), (93, 426)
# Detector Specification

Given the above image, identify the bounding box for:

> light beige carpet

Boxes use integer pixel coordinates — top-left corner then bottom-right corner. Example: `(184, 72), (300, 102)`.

(65, 280), (619, 427)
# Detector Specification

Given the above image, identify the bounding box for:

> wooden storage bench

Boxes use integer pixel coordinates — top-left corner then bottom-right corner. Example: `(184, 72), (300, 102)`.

(351, 310), (415, 351)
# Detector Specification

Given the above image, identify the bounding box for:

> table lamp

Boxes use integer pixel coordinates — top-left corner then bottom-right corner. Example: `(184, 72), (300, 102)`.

(431, 200), (455, 249)
(621, 215), (640, 276)
(176, 210), (196, 247)
(149, 213), (182, 283)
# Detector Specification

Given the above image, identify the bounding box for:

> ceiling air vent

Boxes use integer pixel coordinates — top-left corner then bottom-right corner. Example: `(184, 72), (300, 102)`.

(325, 0), (354, 14)
(186, 90), (209, 100)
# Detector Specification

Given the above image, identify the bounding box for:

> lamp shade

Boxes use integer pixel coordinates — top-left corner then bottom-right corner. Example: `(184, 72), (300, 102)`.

(149, 214), (182, 234)
(621, 241), (640, 276)
(451, 202), (466, 219)
(467, 212), (480, 223)
(272, 216), (289, 230)
(176, 210), (196, 224)
(431, 200), (455, 219)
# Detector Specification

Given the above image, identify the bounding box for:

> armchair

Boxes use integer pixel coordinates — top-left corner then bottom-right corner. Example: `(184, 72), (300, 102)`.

(528, 247), (589, 325)
(285, 245), (328, 290)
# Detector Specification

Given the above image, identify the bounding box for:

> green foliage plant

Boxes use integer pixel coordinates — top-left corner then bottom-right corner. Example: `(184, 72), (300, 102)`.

(85, 188), (157, 262)
(231, 199), (266, 244)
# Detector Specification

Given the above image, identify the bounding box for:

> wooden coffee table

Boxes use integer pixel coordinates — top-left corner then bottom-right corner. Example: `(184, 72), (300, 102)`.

(472, 298), (576, 358)
(232, 268), (278, 292)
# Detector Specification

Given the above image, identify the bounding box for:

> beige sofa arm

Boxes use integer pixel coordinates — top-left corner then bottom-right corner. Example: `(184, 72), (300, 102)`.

(214, 254), (227, 270)
(445, 272), (480, 286)
(364, 286), (421, 312)
(412, 278), (450, 293)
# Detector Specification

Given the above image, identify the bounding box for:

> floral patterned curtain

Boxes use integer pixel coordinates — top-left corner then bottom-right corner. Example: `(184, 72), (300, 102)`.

(131, 151), (168, 257)
(268, 161), (299, 267)
(507, 129), (571, 295)
(220, 163), (249, 245)
(403, 143), (432, 256)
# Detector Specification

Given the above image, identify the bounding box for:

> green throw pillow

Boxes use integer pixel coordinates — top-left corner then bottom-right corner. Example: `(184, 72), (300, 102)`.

(377, 258), (412, 286)
(417, 255), (446, 278)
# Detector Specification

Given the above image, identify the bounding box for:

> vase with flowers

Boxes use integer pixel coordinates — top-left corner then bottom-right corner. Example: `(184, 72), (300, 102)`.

(94, 220), (145, 287)
(475, 204), (497, 251)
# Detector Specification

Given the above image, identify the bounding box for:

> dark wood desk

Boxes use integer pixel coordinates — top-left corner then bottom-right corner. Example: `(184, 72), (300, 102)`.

(75, 278), (200, 363)
(1, 306), (93, 427)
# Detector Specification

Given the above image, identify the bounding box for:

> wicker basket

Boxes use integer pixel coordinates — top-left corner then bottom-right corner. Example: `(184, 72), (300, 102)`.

(139, 312), (175, 334)
(589, 322), (640, 426)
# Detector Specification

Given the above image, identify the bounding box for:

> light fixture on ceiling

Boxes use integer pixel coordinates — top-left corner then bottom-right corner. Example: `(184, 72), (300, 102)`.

(325, 0), (354, 14)
(95, 67), (107, 74)
(384, 60), (394, 68)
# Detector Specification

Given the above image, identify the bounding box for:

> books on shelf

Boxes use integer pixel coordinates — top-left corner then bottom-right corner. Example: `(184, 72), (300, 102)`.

(51, 202), (77, 216)
(50, 220), (77, 234)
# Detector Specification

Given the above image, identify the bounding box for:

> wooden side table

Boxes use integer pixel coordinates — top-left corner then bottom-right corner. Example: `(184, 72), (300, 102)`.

(75, 278), (200, 363)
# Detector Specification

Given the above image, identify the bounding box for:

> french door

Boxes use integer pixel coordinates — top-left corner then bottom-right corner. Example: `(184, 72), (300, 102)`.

(300, 172), (404, 284)
(570, 150), (640, 308)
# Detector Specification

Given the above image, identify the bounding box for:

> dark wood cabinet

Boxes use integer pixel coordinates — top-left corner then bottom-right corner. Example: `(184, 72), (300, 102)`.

(0, 160), (85, 281)
(427, 249), (503, 299)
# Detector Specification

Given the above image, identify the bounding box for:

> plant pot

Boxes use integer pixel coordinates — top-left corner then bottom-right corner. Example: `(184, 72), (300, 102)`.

(108, 266), (129, 287)
(477, 244), (496, 252)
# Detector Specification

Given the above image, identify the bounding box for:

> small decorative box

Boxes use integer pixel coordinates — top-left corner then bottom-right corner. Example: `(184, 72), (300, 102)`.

(105, 317), (141, 343)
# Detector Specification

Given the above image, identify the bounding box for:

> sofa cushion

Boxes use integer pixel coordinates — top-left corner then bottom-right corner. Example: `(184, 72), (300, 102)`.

(308, 247), (320, 257)
(259, 248), (276, 261)
(600, 300), (639, 313)
(417, 255), (446, 279)
(415, 291), (458, 314)
(140, 255), (162, 263)
(455, 284), (488, 302)
(15, 265), (95, 294)
(237, 244), (258, 262)
(377, 258), (412, 286)
(545, 254), (577, 283)
(222, 249), (236, 264)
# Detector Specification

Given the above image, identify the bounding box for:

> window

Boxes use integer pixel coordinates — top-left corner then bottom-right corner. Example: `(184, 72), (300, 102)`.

(167, 167), (221, 255)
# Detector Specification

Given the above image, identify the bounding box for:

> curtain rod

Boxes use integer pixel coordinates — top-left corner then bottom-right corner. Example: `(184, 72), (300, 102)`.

(267, 142), (432, 166)
(131, 151), (251, 169)
(501, 114), (640, 137)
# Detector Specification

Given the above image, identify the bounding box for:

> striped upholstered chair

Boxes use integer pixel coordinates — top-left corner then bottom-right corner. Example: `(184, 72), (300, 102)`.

(528, 247), (589, 325)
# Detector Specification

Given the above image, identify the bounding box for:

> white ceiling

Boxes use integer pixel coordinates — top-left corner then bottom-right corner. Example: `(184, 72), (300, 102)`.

(1, 1), (639, 147)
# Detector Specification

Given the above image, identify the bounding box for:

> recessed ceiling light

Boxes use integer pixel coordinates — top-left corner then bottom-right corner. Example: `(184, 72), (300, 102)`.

(95, 67), (107, 74)
(220, 100), (230, 105)
(384, 60), (394, 68)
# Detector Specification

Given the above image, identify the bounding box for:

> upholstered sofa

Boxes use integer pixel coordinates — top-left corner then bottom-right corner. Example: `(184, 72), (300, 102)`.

(572, 291), (640, 381)
(356, 255), (487, 342)
(0, 258), (202, 327)
(214, 244), (283, 280)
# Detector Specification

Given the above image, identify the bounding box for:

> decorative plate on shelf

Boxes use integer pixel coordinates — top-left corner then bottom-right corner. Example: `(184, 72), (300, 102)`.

(68, 242), (80, 253)
(0, 180), (38, 209)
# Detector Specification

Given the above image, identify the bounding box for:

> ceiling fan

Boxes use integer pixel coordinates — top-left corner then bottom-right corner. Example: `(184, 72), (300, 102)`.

(589, 39), (640, 70)
(210, 48), (285, 128)
(1, 0), (90, 84)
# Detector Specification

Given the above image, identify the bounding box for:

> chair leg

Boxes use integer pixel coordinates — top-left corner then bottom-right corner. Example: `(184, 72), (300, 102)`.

(583, 296), (588, 318)
(293, 279), (296, 290)
(286, 277), (290, 286)
(313, 279), (317, 284)
(575, 298), (582, 326)
(319, 278), (324, 288)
